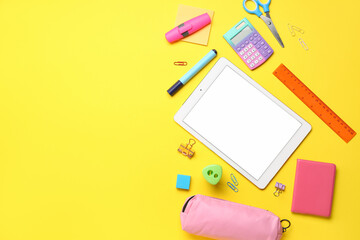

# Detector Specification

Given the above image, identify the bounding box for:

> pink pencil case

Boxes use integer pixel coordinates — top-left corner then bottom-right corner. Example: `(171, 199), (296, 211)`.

(180, 195), (290, 240)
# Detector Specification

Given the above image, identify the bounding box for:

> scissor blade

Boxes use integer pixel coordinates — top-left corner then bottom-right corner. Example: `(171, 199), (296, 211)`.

(260, 14), (284, 48)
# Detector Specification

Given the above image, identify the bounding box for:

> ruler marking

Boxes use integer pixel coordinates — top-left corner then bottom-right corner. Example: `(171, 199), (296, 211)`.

(273, 64), (356, 143)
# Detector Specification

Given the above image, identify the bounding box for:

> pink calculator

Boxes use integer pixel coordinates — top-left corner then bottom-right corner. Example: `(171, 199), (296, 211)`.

(223, 18), (273, 70)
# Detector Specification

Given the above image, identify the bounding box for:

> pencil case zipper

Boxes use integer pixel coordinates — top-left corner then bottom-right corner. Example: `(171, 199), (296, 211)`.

(182, 195), (195, 213)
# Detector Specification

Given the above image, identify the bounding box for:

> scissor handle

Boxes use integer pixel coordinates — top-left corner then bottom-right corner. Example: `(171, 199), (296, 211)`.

(257, 0), (271, 13)
(243, 0), (271, 17)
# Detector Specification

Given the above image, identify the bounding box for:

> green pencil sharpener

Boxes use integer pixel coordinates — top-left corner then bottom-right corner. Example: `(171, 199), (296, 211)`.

(202, 164), (222, 185)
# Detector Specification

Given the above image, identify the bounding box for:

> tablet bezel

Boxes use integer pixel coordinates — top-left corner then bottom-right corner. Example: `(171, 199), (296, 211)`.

(174, 57), (311, 189)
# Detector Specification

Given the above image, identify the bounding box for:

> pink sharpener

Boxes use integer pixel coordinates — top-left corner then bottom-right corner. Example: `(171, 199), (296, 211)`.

(165, 13), (211, 43)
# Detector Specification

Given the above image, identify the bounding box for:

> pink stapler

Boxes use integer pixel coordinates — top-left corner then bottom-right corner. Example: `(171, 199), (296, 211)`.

(165, 13), (211, 43)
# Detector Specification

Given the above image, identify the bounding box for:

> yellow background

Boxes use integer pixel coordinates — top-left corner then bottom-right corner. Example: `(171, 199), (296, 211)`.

(0, 0), (359, 239)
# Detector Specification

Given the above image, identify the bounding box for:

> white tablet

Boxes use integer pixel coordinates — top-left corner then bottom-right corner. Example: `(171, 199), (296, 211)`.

(174, 57), (311, 189)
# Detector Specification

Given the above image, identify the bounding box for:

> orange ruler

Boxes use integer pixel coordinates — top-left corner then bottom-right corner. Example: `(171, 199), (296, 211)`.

(273, 64), (356, 143)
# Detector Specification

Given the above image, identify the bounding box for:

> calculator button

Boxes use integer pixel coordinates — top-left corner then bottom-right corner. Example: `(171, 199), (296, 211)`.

(243, 55), (248, 59)
(254, 60), (259, 64)
(241, 44), (245, 48)
(257, 37), (261, 41)
(237, 47), (241, 51)
(247, 52), (252, 56)
(248, 44), (253, 48)
(255, 52), (260, 57)
(250, 63), (254, 68)
(244, 47), (249, 52)
(245, 41), (249, 44)
(251, 48), (256, 53)
(253, 40), (258, 45)
(250, 37), (254, 41)
(256, 43), (261, 49)
(260, 41), (265, 46)
(267, 49), (272, 54)
(240, 50), (244, 55)
(264, 45), (268, 50)
(254, 33), (258, 37)
(247, 59), (251, 63)
(258, 56), (263, 61)
(251, 56), (255, 60)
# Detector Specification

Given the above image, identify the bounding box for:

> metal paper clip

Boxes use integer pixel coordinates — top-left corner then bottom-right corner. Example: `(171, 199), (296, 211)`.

(227, 182), (238, 192)
(230, 173), (238, 186)
(273, 182), (286, 197)
(292, 25), (305, 34)
(174, 61), (187, 66)
(178, 139), (196, 159)
(287, 24), (296, 37)
(299, 38), (309, 51)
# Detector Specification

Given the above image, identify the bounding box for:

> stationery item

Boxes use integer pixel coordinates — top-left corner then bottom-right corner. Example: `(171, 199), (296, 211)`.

(292, 25), (304, 34)
(176, 174), (191, 190)
(174, 61), (187, 66)
(202, 165), (222, 185)
(223, 18), (273, 70)
(167, 49), (217, 96)
(287, 24), (308, 50)
(230, 173), (238, 186)
(273, 182), (285, 197)
(298, 38), (309, 50)
(287, 24), (305, 36)
(291, 159), (336, 217)
(181, 194), (291, 240)
(273, 64), (356, 143)
(242, 0), (284, 47)
(178, 139), (196, 158)
(174, 5), (214, 45)
(287, 24), (296, 37)
(227, 182), (239, 192)
(166, 13), (211, 43)
(175, 58), (311, 189)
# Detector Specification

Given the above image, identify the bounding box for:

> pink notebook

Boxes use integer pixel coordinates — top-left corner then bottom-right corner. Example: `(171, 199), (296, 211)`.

(291, 159), (336, 217)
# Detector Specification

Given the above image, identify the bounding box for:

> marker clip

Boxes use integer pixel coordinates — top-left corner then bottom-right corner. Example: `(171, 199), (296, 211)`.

(178, 139), (196, 159)
(299, 38), (309, 50)
(227, 182), (238, 192)
(174, 61), (188, 66)
(273, 182), (286, 197)
(230, 173), (238, 186)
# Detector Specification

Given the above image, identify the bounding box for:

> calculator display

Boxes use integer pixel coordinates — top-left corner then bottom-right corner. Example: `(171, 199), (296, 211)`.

(231, 26), (252, 45)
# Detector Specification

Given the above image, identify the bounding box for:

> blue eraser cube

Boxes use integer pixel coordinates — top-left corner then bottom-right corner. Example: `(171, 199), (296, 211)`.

(176, 174), (191, 190)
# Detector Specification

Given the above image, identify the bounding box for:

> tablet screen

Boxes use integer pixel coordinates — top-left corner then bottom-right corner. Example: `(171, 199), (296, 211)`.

(183, 66), (301, 180)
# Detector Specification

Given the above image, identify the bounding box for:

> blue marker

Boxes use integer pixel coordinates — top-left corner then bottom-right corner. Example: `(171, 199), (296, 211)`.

(167, 49), (217, 96)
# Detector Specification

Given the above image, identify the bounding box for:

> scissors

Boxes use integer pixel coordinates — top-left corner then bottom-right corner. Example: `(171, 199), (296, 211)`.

(243, 0), (284, 48)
